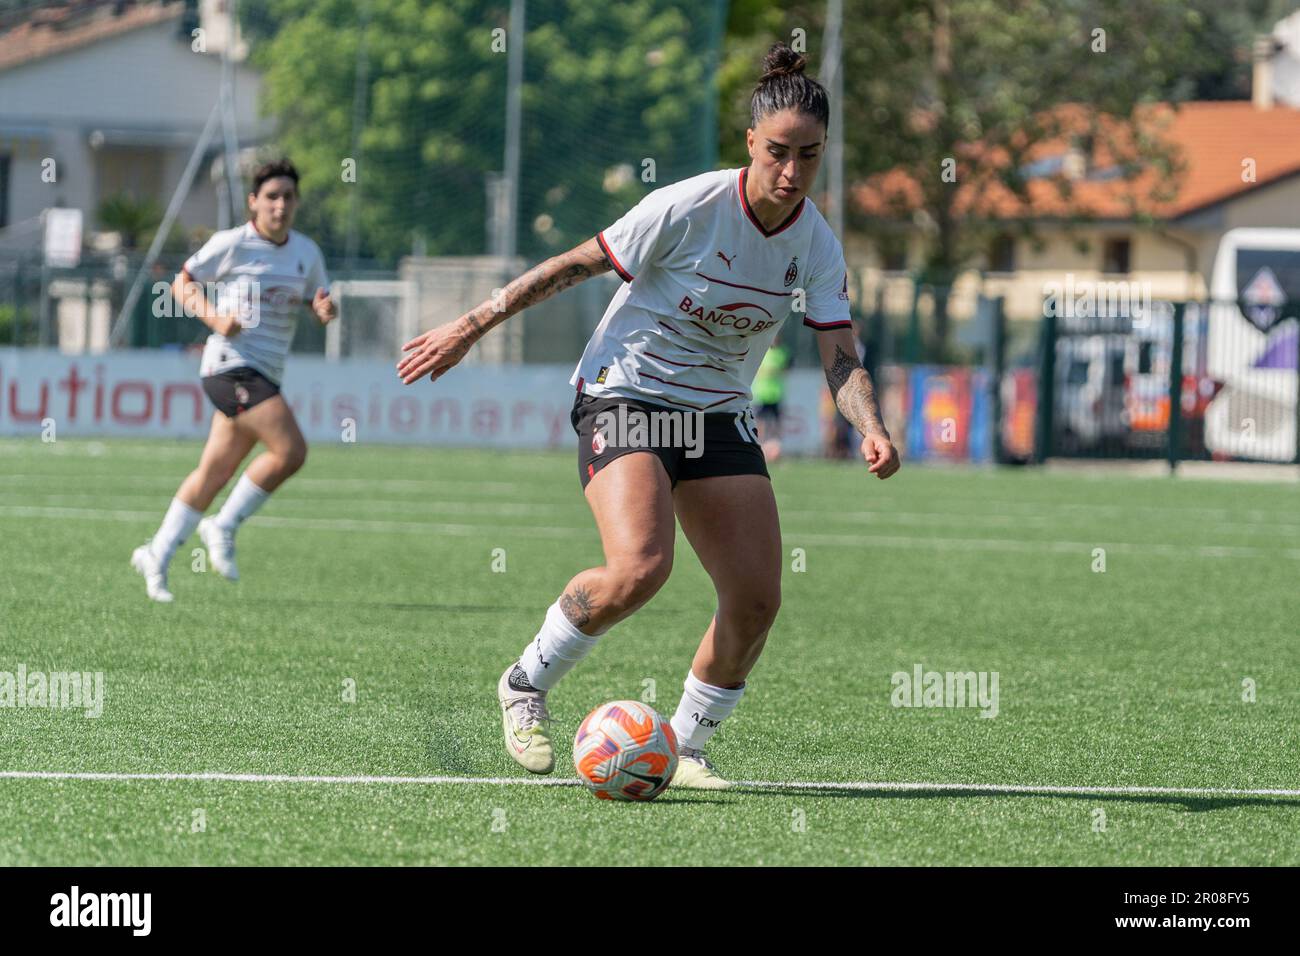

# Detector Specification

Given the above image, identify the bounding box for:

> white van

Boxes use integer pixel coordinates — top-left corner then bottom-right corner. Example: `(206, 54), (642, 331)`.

(1204, 228), (1299, 462)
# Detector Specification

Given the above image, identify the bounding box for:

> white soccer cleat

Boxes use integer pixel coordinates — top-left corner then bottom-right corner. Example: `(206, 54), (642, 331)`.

(672, 747), (731, 790)
(130, 544), (174, 604)
(497, 664), (555, 774)
(198, 517), (239, 581)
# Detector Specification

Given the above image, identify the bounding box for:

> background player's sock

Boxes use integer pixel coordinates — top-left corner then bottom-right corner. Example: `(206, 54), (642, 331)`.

(149, 498), (202, 565)
(670, 671), (745, 751)
(517, 599), (603, 692)
(214, 473), (270, 532)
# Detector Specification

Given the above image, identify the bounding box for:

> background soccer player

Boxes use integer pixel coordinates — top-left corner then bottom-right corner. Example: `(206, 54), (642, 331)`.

(752, 334), (790, 462)
(399, 44), (899, 788)
(131, 159), (334, 602)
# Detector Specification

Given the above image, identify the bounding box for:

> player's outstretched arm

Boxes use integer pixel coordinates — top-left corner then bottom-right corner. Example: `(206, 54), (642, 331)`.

(171, 269), (242, 338)
(815, 326), (901, 480)
(397, 237), (613, 384)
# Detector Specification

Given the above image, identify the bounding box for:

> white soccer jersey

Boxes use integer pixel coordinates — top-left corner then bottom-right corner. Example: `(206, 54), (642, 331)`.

(185, 222), (329, 386)
(570, 167), (851, 413)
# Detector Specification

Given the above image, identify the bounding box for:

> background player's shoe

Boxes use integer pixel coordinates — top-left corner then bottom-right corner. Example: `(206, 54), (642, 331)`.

(673, 747), (731, 790)
(198, 517), (239, 581)
(497, 664), (554, 773)
(130, 544), (174, 603)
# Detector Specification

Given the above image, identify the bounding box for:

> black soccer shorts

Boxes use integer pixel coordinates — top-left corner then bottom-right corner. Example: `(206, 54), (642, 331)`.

(571, 391), (769, 490)
(201, 366), (281, 418)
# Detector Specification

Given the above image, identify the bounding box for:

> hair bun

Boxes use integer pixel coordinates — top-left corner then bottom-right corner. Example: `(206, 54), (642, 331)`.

(761, 42), (806, 80)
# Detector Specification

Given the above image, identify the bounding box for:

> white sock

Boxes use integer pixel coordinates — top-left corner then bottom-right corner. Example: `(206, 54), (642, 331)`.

(517, 599), (602, 692)
(214, 473), (270, 532)
(149, 498), (202, 566)
(670, 671), (745, 751)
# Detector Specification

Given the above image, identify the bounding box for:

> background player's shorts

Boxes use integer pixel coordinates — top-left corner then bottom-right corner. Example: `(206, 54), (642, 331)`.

(571, 391), (769, 490)
(201, 366), (280, 418)
(755, 401), (782, 431)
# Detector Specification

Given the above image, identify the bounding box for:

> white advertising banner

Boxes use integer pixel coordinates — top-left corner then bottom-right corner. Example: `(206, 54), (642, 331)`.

(43, 208), (83, 268)
(0, 349), (829, 453)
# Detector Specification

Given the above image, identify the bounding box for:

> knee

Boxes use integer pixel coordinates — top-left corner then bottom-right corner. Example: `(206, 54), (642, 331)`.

(607, 551), (673, 609)
(723, 589), (781, 637)
(281, 442), (307, 475)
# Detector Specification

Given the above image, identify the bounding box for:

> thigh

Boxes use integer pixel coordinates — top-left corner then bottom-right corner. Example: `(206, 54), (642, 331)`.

(672, 474), (781, 598)
(584, 450), (676, 568)
(197, 408), (257, 475)
(233, 393), (305, 456)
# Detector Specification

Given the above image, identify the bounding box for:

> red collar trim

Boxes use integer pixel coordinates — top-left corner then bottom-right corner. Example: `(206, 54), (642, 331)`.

(249, 220), (290, 246)
(738, 168), (804, 238)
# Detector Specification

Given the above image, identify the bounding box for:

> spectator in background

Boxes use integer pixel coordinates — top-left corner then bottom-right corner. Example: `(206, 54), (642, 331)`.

(753, 334), (790, 462)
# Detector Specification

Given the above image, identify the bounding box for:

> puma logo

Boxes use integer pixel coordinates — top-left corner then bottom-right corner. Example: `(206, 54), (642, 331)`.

(716, 250), (735, 270)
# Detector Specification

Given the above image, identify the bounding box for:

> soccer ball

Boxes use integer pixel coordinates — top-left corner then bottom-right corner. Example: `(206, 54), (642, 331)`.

(573, 701), (678, 801)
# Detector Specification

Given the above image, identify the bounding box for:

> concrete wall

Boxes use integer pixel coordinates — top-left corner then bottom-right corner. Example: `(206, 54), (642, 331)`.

(0, 18), (262, 242)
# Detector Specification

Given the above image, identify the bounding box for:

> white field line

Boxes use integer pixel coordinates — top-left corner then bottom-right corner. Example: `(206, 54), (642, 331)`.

(3, 472), (1299, 529)
(0, 473), (534, 496)
(10, 492), (579, 519)
(1, 770), (1297, 798)
(0, 504), (588, 540)
(1, 504), (1297, 559)
(6, 491), (1300, 540)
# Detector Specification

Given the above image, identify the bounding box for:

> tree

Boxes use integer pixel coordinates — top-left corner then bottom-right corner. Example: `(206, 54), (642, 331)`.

(721, 0), (1287, 351)
(244, 0), (724, 265)
(97, 193), (162, 250)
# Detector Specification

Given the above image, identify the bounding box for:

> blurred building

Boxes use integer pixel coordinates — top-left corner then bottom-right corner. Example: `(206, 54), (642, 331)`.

(0, 0), (265, 256)
(849, 16), (1300, 328)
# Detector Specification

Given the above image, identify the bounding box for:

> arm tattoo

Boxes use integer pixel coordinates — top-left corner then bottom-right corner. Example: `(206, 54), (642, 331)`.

(560, 586), (598, 628)
(462, 242), (613, 340)
(825, 345), (888, 437)
(826, 345), (857, 392)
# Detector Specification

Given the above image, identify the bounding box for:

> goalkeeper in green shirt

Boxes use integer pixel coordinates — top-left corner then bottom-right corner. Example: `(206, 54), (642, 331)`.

(753, 337), (790, 462)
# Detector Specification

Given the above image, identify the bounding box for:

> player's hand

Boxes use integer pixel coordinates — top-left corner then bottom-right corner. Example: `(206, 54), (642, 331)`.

(397, 318), (477, 384)
(312, 288), (336, 325)
(213, 313), (243, 338)
(860, 432), (900, 480)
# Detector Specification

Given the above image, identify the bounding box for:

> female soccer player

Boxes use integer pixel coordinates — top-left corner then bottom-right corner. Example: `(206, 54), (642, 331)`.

(131, 159), (334, 602)
(398, 44), (899, 788)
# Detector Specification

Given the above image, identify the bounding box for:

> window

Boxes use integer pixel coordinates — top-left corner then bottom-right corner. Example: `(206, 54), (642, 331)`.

(988, 234), (1016, 273)
(1102, 237), (1131, 274)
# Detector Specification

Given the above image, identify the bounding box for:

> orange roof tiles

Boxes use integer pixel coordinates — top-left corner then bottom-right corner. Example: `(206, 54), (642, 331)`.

(852, 100), (1300, 222)
(0, 2), (182, 75)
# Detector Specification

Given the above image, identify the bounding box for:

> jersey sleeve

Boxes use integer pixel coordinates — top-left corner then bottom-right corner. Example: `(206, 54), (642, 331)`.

(304, 243), (330, 299)
(595, 183), (694, 283)
(183, 229), (239, 283)
(802, 224), (852, 331)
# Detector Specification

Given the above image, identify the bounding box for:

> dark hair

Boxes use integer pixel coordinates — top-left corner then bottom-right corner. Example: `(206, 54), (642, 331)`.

(250, 159), (299, 198)
(749, 42), (830, 131)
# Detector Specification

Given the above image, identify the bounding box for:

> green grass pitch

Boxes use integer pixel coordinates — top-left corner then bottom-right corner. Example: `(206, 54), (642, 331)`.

(0, 436), (1296, 865)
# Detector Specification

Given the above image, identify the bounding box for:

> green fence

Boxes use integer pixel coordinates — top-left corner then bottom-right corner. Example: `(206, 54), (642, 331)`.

(1036, 299), (1300, 466)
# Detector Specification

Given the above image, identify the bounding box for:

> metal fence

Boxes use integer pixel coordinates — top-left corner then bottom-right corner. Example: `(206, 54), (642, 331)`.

(1037, 299), (1299, 466)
